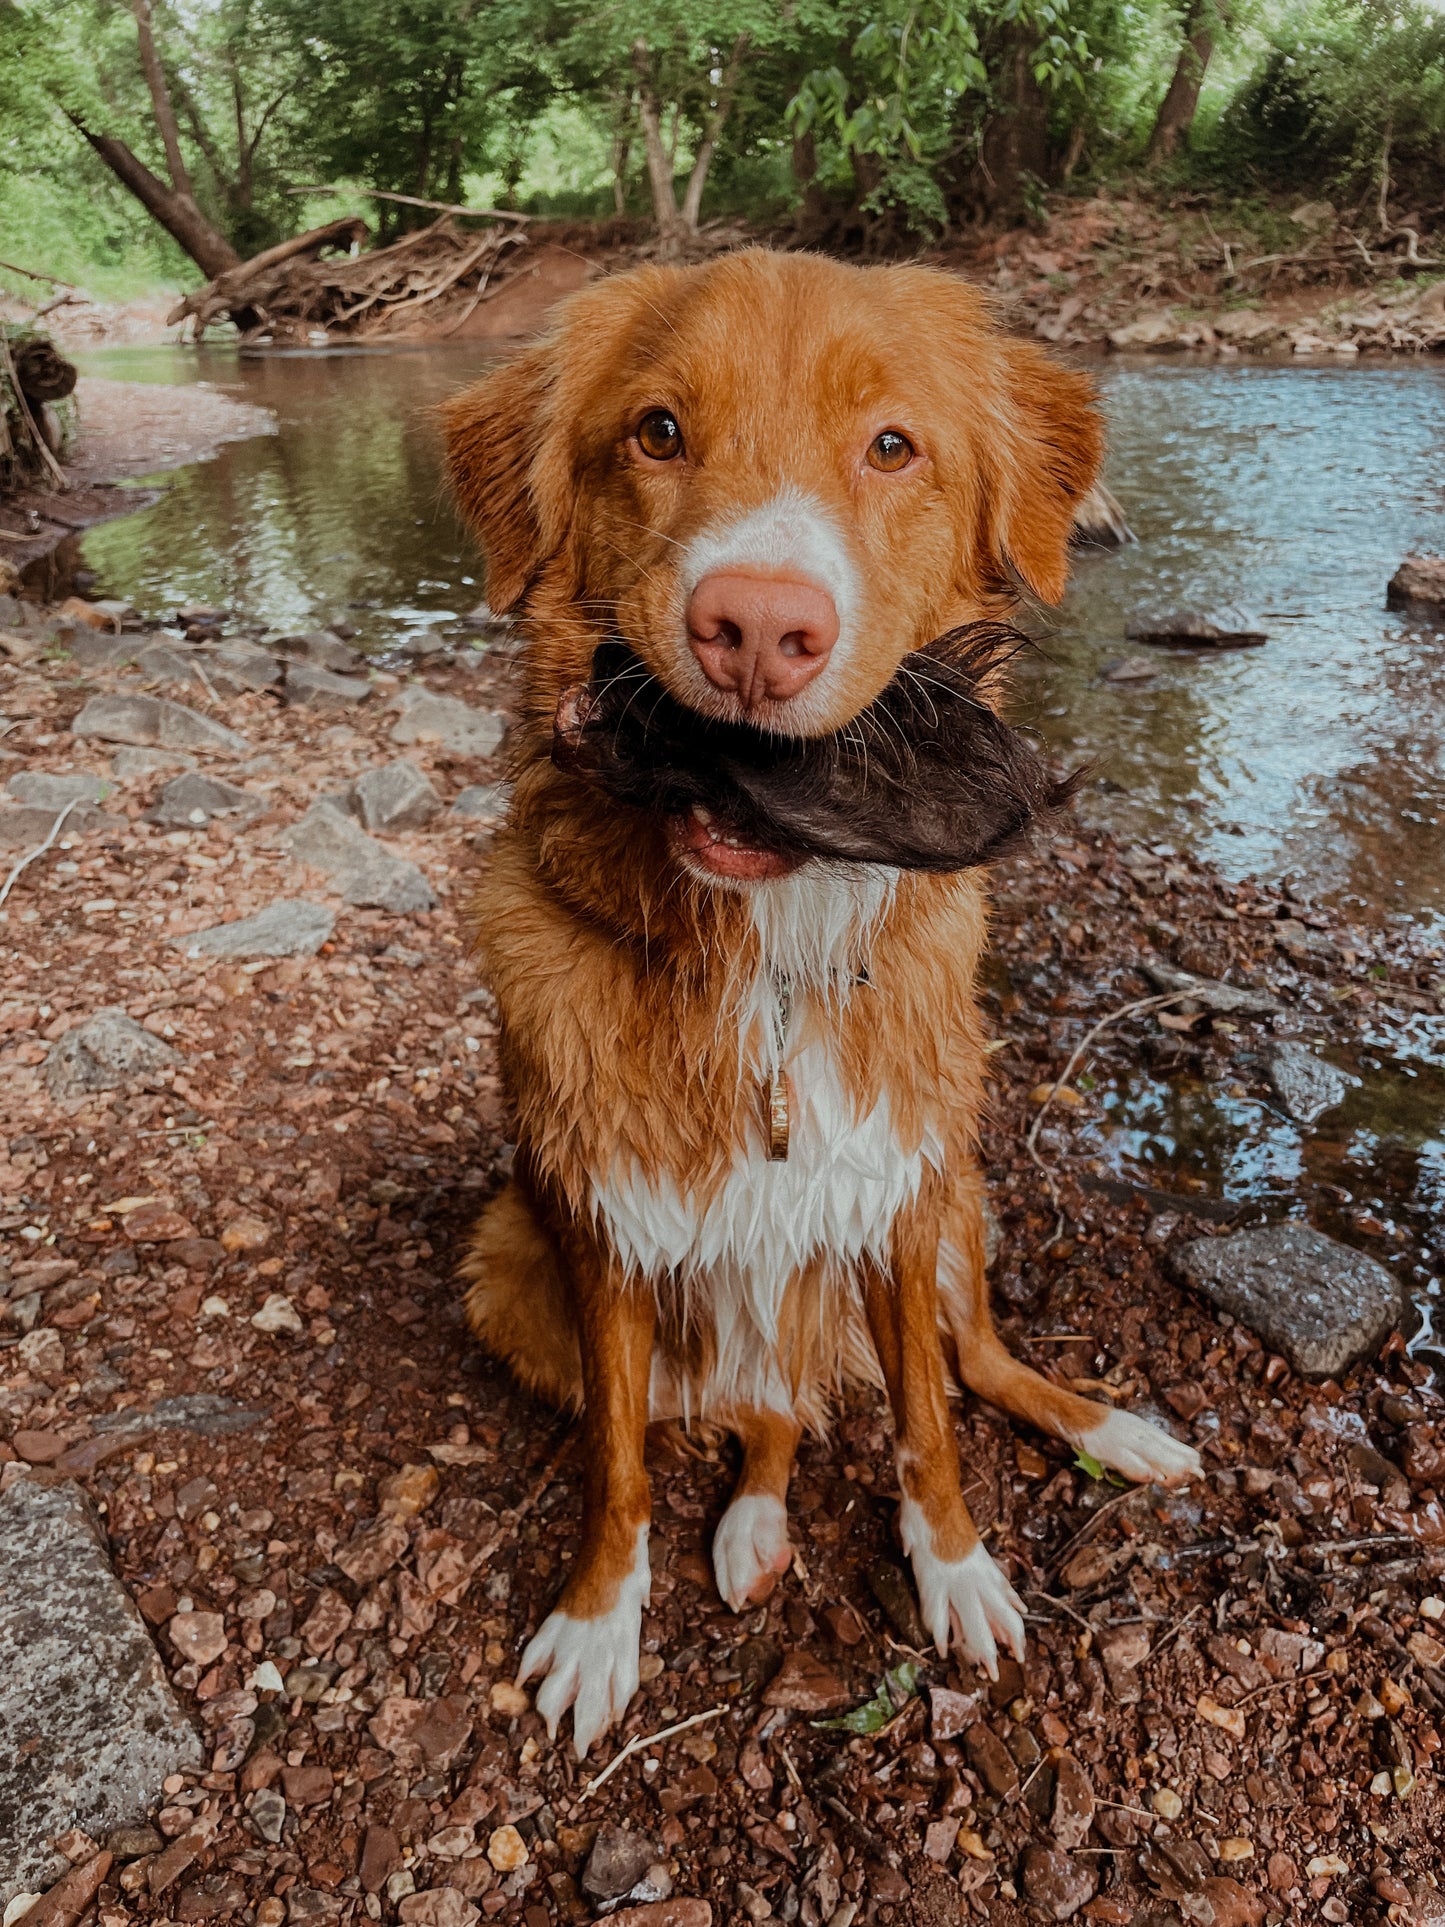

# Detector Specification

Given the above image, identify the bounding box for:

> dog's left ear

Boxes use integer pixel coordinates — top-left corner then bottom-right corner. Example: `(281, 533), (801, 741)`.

(444, 345), (568, 613)
(989, 342), (1104, 606)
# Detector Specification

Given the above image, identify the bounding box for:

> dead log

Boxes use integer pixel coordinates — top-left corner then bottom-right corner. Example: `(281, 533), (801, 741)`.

(167, 216), (371, 332)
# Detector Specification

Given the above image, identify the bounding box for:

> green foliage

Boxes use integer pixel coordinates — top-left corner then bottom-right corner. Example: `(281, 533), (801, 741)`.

(813, 1660), (923, 1732)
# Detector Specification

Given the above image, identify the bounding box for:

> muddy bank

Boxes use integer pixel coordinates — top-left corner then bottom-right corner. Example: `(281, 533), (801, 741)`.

(0, 376), (275, 590)
(1, 590), (1444, 1925)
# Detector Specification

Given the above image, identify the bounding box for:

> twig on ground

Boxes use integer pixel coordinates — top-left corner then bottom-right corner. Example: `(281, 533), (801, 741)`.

(1148, 1600), (1206, 1662)
(1232, 1665), (1335, 1712)
(580, 1703), (728, 1802)
(1045, 1486), (1138, 1580)
(0, 798), (80, 909)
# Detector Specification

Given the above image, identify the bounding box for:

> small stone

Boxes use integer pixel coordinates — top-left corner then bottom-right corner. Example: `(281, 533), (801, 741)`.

(398, 1893), (479, 1927)
(1096, 1623), (1150, 1703)
(122, 1204), (196, 1242)
(168, 1611), (227, 1667)
(104, 1825), (164, 1859)
(335, 1518), (409, 1586)
(208, 640), (281, 692)
(378, 1463), (440, 1519)
(279, 630), (363, 673)
(1171, 1222), (1403, 1380)
(582, 1826), (660, 1900)
(70, 693), (248, 754)
(866, 1560), (928, 1648)
(12, 1431), (65, 1465)
(1050, 1751), (1094, 1848)
(488, 1680), (528, 1718)
(964, 1723), (1019, 1799)
(284, 661), (373, 708)
(1408, 1630), (1445, 1669)
(1387, 555), (1445, 612)
(1126, 609), (1267, 650)
(923, 1817), (960, 1864)
(1421, 1596), (1445, 1621)
(1218, 1839), (1254, 1863)
(300, 1588), (353, 1657)
(606, 1908), (712, 1927)
(143, 772), (257, 829)
(220, 1215), (272, 1254)
(1306, 1853), (1348, 1879)
(110, 746), (196, 779)
(1196, 1693), (1247, 1741)
(17, 1328), (65, 1378)
(929, 1685), (980, 1741)
(1262, 1040), (1359, 1125)
(281, 1764), (333, 1807)
(360, 1826), (401, 1895)
(173, 899), (334, 959)
(486, 1825), (528, 1873)
(247, 1787), (287, 1844)
(1151, 1788), (1184, 1821)
(8, 1851), (114, 1927)
(1020, 1844), (1097, 1920)
(44, 1009), (182, 1100)
(283, 798), (437, 914)
(760, 1650), (849, 1712)
(390, 687), (506, 758)
(352, 761), (442, 833)
(250, 1294), (302, 1335)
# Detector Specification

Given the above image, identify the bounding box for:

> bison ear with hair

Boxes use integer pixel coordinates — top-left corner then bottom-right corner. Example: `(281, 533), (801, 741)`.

(992, 342), (1105, 606)
(444, 345), (565, 614)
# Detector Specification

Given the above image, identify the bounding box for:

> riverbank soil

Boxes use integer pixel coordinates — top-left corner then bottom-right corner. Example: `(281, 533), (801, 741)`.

(2, 599), (1445, 1925)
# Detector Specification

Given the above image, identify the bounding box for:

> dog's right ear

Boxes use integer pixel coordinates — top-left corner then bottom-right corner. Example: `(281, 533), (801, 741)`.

(444, 345), (567, 614)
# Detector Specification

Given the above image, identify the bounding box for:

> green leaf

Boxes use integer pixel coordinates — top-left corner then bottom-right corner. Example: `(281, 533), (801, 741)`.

(1073, 1449), (1106, 1480)
(812, 1660), (921, 1733)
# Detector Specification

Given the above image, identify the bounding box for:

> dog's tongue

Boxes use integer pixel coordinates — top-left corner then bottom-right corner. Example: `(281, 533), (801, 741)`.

(551, 632), (1081, 876)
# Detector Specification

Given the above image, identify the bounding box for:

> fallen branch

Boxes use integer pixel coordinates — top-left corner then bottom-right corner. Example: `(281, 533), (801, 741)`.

(0, 798), (81, 909)
(579, 1702), (728, 1802)
(288, 186), (533, 224)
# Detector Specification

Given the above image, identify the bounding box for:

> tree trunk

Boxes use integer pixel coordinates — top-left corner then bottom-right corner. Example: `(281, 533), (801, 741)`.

(1147, 0), (1223, 164)
(73, 122), (240, 277)
(129, 0), (194, 200)
(977, 26), (1051, 221)
(631, 40), (686, 253)
(678, 34), (749, 231)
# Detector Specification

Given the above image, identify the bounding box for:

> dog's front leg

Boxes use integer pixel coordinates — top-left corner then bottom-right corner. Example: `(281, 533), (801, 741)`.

(861, 1190), (1026, 1680)
(517, 1223), (655, 1757)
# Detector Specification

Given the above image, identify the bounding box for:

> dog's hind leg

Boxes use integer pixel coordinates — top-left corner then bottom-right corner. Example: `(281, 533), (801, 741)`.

(937, 1165), (1201, 1488)
(712, 1407), (800, 1612)
(460, 1181), (583, 1411)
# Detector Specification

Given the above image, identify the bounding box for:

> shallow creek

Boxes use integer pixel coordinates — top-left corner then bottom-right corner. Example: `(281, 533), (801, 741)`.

(75, 344), (1445, 1327)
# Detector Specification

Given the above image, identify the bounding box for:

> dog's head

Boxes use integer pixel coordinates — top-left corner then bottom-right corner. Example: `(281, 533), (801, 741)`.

(446, 249), (1101, 882)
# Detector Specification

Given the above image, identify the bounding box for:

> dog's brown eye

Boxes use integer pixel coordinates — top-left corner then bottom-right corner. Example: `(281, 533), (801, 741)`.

(636, 410), (683, 461)
(868, 430), (915, 473)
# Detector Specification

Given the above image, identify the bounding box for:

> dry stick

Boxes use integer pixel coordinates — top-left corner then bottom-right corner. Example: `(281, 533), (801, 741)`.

(0, 798), (80, 910)
(1045, 1485), (1137, 1582)
(287, 185), (533, 224)
(1147, 1599), (1206, 1662)
(0, 259), (79, 288)
(579, 1703), (728, 1802)
(1025, 990), (1192, 1222)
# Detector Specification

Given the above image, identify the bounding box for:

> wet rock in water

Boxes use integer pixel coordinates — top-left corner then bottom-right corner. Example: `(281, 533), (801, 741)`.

(1140, 959), (1284, 1016)
(1263, 1039), (1361, 1124)
(1071, 481), (1135, 551)
(1126, 610), (1268, 650)
(284, 661), (373, 709)
(7, 771), (109, 809)
(172, 898), (335, 959)
(1102, 656), (1158, 684)
(390, 687), (506, 759)
(283, 798), (437, 914)
(0, 1472), (202, 1897)
(1387, 555), (1445, 612)
(1171, 1222), (1403, 1379)
(1020, 1845), (1097, 1919)
(451, 782), (511, 821)
(277, 629), (364, 674)
(143, 772), (259, 829)
(110, 747), (196, 780)
(209, 640), (281, 693)
(44, 1008), (182, 1100)
(583, 1827), (661, 1900)
(70, 693), (249, 755)
(351, 760), (441, 834)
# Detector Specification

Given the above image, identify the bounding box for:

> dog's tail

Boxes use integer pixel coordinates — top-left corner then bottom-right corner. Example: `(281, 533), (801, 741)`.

(460, 1181), (583, 1412)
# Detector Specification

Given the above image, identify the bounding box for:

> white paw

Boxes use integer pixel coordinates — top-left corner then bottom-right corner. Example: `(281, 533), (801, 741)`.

(516, 1526), (649, 1757)
(898, 1499), (1026, 1681)
(713, 1493), (792, 1611)
(1078, 1408), (1203, 1487)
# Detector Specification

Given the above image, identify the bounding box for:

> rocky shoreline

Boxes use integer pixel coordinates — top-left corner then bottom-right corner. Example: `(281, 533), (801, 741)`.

(1, 590), (1444, 1926)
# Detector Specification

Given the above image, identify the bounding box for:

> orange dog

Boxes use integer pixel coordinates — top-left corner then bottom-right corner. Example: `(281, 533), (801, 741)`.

(446, 249), (1200, 1757)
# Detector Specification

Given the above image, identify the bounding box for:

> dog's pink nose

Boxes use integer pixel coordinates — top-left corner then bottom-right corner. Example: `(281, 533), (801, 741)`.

(686, 571), (839, 710)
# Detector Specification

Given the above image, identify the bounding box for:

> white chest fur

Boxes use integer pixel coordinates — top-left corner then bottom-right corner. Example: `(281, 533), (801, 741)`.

(586, 866), (941, 1414)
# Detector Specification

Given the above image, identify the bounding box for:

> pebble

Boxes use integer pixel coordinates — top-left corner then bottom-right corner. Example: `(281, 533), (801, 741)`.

(1019, 1844), (1096, 1920)
(167, 1610), (227, 1666)
(964, 1722), (1019, 1798)
(1197, 1693), (1247, 1740)
(397, 1893), (479, 1927)
(582, 1826), (661, 1900)
(1262, 1039), (1360, 1124)
(760, 1649), (849, 1712)
(488, 1680), (528, 1718)
(1050, 1751), (1095, 1847)
(485, 1825), (528, 1872)
(378, 1462), (440, 1519)
(1218, 1838), (1254, 1862)
(221, 1214), (272, 1254)
(43, 1008), (183, 1100)
(247, 1787), (287, 1844)
(250, 1294), (303, 1335)
(1151, 1788), (1184, 1821)
(143, 771), (258, 829)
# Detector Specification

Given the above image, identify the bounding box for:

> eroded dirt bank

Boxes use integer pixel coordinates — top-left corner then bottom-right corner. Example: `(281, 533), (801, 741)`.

(1, 595), (1445, 1926)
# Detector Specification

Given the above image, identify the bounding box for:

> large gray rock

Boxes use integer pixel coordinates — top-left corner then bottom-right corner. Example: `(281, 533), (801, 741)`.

(110, 747), (195, 781)
(7, 771), (109, 809)
(390, 686), (505, 759)
(66, 631), (145, 670)
(1263, 1040), (1361, 1125)
(283, 799), (437, 915)
(277, 630), (363, 674)
(0, 1473), (202, 1901)
(136, 642), (210, 691)
(44, 1009), (182, 1101)
(172, 899), (335, 959)
(144, 772), (259, 829)
(451, 782), (511, 821)
(351, 761), (441, 834)
(210, 640), (281, 693)
(284, 661), (372, 709)
(70, 694), (249, 755)
(1171, 1222), (1403, 1379)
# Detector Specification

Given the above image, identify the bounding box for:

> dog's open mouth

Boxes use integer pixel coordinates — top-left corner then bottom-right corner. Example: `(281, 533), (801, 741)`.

(552, 627), (1083, 877)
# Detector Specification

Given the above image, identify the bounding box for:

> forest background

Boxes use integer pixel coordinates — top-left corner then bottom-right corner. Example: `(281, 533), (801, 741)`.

(1, 0), (1442, 311)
